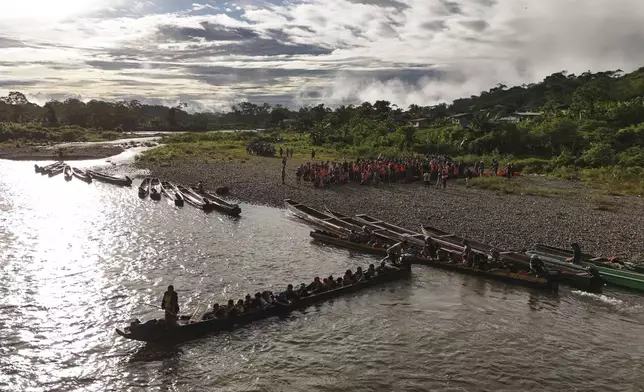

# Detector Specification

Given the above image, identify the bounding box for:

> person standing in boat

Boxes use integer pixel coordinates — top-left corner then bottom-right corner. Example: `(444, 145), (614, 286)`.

(384, 240), (409, 264)
(530, 255), (547, 277)
(567, 243), (582, 265)
(161, 285), (180, 326)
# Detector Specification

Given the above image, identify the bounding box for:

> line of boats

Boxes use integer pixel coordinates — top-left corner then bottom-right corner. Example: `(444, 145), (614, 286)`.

(115, 198), (644, 345)
(138, 177), (241, 216)
(285, 199), (644, 294)
(33, 161), (241, 216)
(34, 161), (133, 186)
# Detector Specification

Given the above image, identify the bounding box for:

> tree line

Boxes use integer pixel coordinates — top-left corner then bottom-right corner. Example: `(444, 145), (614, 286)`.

(1, 66), (644, 168)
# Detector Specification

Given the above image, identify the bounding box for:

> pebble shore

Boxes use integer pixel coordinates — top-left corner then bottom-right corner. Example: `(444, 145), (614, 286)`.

(140, 156), (644, 263)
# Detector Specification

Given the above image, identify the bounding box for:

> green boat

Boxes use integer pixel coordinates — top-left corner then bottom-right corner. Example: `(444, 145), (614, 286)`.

(526, 246), (644, 292)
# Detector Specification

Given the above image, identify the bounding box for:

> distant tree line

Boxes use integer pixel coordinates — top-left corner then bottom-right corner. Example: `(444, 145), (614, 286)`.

(1, 67), (644, 167)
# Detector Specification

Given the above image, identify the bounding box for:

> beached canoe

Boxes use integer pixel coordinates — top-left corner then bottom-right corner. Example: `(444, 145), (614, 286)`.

(48, 165), (65, 178)
(63, 165), (73, 181)
(161, 181), (184, 207)
(285, 200), (366, 235)
(71, 167), (92, 183)
(526, 246), (644, 292)
(35, 161), (63, 174)
(150, 178), (162, 201)
(310, 230), (557, 292)
(420, 226), (604, 293)
(138, 178), (150, 198)
(176, 185), (217, 212)
(86, 170), (132, 186)
(193, 188), (241, 216)
(115, 262), (412, 343)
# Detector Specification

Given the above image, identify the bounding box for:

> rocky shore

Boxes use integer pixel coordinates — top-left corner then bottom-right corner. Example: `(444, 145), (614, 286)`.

(0, 144), (124, 160)
(140, 156), (644, 262)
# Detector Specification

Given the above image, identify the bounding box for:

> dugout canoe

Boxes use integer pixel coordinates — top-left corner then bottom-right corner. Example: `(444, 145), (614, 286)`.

(176, 185), (217, 212)
(193, 188), (241, 216)
(310, 230), (557, 292)
(161, 181), (184, 207)
(63, 165), (73, 181)
(532, 244), (644, 274)
(526, 245), (644, 293)
(86, 170), (133, 186)
(285, 200), (368, 235)
(35, 161), (62, 174)
(115, 262), (412, 343)
(150, 178), (162, 201)
(138, 178), (150, 198)
(71, 167), (92, 183)
(420, 225), (604, 293)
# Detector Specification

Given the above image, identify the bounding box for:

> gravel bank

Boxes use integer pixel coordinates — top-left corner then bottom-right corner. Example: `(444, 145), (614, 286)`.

(141, 156), (644, 262)
(0, 145), (124, 160)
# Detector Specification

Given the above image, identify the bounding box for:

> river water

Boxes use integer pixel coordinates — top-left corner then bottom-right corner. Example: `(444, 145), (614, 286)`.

(1, 158), (644, 392)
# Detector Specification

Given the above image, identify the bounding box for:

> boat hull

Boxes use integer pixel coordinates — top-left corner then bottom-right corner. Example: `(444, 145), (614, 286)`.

(86, 170), (132, 186)
(194, 189), (241, 216)
(116, 263), (411, 343)
(310, 231), (556, 291)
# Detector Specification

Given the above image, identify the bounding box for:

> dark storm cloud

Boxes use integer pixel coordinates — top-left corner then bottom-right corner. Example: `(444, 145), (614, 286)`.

(157, 21), (260, 42)
(421, 20), (448, 31)
(0, 79), (39, 87)
(459, 19), (490, 32)
(0, 37), (25, 48)
(346, 0), (409, 9)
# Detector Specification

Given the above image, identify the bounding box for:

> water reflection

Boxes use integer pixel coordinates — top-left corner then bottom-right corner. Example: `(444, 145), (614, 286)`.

(2, 158), (644, 392)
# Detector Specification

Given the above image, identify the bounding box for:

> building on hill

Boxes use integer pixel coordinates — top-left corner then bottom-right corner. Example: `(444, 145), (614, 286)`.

(496, 112), (543, 123)
(409, 118), (430, 128)
(448, 113), (472, 128)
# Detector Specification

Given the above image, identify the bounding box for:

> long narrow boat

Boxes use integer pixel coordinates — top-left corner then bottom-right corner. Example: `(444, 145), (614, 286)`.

(310, 230), (557, 291)
(149, 178), (162, 201)
(48, 165), (65, 178)
(285, 200), (366, 235)
(35, 161), (62, 174)
(526, 246), (644, 292)
(115, 262), (412, 343)
(138, 178), (150, 198)
(176, 185), (217, 212)
(161, 181), (184, 207)
(533, 243), (644, 274)
(72, 167), (92, 183)
(420, 226), (604, 293)
(86, 170), (133, 186)
(193, 188), (241, 216)
(63, 165), (73, 181)
(39, 162), (64, 176)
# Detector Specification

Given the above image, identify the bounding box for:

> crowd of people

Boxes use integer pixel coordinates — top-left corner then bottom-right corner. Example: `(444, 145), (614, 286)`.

(246, 141), (276, 156)
(292, 153), (517, 188)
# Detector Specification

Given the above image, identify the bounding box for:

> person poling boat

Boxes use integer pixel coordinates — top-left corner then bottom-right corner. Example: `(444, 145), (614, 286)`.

(382, 240), (409, 264)
(161, 285), (180, 326)
(530, 255), (547, 277)
(567, 243), (582, 265)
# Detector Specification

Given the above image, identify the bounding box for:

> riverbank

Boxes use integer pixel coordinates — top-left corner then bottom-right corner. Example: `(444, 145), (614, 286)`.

(0, 144), (126, 161)
(139, 155), (644, 263)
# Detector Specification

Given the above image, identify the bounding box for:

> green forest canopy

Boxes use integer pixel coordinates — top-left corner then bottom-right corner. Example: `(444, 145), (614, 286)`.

(2, 67), (644, 168)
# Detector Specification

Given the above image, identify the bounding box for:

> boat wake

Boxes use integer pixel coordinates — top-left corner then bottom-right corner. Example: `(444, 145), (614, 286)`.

(571, 290), (624, 306)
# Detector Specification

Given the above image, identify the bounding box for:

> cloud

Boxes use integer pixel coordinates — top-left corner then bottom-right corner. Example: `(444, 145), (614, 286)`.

(1, 0), (644, 111)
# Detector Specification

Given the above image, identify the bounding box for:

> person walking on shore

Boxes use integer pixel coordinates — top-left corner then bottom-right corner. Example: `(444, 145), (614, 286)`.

(311, 149), (316, 160)
(281, 157), (287, 184)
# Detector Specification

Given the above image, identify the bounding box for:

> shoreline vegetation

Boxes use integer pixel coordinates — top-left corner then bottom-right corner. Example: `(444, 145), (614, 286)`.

(1, 68), (644, 260)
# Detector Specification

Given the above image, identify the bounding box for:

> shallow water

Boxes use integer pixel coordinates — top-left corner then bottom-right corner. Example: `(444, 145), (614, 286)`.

(1, 159), (644, 392)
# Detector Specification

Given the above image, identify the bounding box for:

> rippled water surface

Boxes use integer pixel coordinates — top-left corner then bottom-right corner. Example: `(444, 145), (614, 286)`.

(2, 159), (644, 392)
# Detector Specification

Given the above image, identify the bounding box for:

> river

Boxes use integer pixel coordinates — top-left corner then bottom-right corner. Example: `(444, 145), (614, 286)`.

(1, 158), (644, 392)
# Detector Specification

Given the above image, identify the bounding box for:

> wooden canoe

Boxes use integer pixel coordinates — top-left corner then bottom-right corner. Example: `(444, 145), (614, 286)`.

(176, 185), (217, 212)
(193, 188), (241, 216)
(86, 170), (132, 186)
(161, 181), (184, 207)
(150, 178), (162, 201)
(115, 261), (412, 343)
(72, 167), (92, 183)
(138, 178), (150, 198)
(63, 165), (73, 181)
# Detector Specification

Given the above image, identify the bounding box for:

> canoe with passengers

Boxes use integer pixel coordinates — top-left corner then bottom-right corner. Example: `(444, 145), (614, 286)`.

(526, 244), (644, 293)
(115, 261), (412, 343)
(420, 225), (604, 293)
(310, 230), (558, 292)
(532, 243), (644, 274)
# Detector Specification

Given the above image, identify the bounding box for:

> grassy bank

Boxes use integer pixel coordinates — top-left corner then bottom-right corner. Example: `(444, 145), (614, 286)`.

(0, 122), (138, 145)
(136, 131), (644, 195)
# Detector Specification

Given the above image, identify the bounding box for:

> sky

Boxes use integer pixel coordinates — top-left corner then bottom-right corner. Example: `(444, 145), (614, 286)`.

(1, 0), (644, 112)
